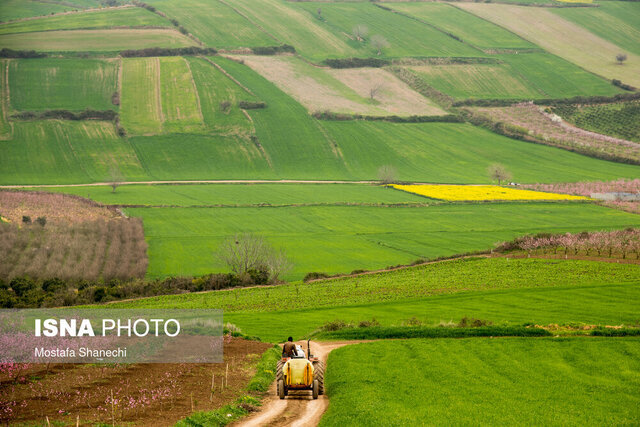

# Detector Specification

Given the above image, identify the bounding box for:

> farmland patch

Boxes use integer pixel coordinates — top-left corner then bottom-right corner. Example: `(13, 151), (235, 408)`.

(159, 56), (204, 133)
(120, 57), (163, 135)
(392, 184), (588, 201)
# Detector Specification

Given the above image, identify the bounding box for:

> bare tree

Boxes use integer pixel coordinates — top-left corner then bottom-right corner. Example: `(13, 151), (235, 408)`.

(217, 233), (291, 283)
(109, 166), (124, 193)
(369, 82), (383, 100)
(487, 163), (512, 185)
(352, 24), (368, 42)
(370, 34), (389, 55)
(377, 165), (398, 184)
(616, 53), (627, 65)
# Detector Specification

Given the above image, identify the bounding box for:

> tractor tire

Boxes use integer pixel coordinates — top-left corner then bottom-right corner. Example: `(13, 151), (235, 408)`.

(278, 379), (285, 400)
(313, 361), (325, 395)
(312, 379), (319, 400)
(276, 360), (284, 382)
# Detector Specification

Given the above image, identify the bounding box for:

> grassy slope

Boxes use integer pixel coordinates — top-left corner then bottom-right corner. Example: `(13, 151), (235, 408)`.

(227, 0), (358, 61)
(321, 121), (640, 183)
(35, 183), (426, 206)
(322, 338), (640, 425)
(120, 57), (163, 135)
(0, 0), (73, 22)
(553, 2), (640, 56)
(0, 28), (195, 52)
(0, 7), (169, 35)
(292, 2), (481, 58)
(125, 203), (640, 279)
(186, 57), (254, 133)
(159, 56), (204, 133)
(456, 3), (640, 87)
(0, 120), (148, 184)
(142, 0), (274, 48)
(8, 58), (117, 111)
(384, 2), (534, 49)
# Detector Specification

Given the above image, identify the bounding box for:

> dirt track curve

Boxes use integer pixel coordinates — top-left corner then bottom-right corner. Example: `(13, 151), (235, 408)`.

(237, 341), (360, 427)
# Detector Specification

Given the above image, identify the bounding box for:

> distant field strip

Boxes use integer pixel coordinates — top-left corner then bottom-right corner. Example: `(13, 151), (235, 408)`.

(239, 55), (444, 116)
(0, 0), (74, 22)
(159, 57), (204, 134)
(392, 184), (589, 201)
(0, 28), (196, 52)
(227, 0), (358, 61)
(141, 0), (273, 48)
(120, 58), (163, 136)
(0, 60), (10, 138)
(9, 58), (117, 111)
(0, 7), (169, 35)
(384, 2), (534, 50)
(457, 3), (640, 87)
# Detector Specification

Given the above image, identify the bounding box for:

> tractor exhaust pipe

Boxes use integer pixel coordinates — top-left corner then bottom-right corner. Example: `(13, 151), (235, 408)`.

(307, 339), (311, 359)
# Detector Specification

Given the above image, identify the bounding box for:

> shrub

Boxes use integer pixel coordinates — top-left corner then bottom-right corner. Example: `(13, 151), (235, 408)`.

(612, 79), (636, 91)
(358, 318), (380, 328)
(323, 57), (390, 68)
(42, 278), (65, 293)
(458, 317), (493, 328)
(119, 47), (217, 57)
(35, 217), (46, 227)
(238, 101), (266, 109)
(219, 100), (231, 113)
(251, 45), (296, 55)
(0, 48), (46, 59)
(21, 216), (31, 224)
(10, 277), (35, 297)
(303, 272), (330, 282)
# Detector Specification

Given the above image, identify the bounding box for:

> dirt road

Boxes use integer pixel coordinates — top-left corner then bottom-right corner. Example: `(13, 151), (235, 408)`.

(238, 341), (361, 427)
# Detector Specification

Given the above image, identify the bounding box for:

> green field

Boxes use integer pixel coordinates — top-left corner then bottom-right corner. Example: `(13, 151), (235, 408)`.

(322, 338), (640, 425)
(186, 57), (255, 133)
(159, 57), (204, 133)
(34, 183), (426, 206)
(124, 203), (640, 279)
(0, 28), (195, 52)
(0, 60), (10, 138)
(385, 2), (534, 50)
(0, 0), (75, 22)
(554, 2), (640, 57)
(8, 58), (118, 111)
(0, 7), (170, 35)
(551, 100), (640, 143)
(142, 0), (274, 48)
(292, 2), (481, 59)
(120, 57), (163, 135)
(0, 120), (148, 184)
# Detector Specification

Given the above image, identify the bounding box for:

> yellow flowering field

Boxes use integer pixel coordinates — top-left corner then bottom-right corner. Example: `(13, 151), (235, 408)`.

(391, 185), (590, 201)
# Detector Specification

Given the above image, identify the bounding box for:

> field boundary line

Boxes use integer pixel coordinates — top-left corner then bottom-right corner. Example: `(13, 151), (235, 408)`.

(183, 57), (205, 124)
(154, 57), (165, 125)
(201, 56), (256, 97)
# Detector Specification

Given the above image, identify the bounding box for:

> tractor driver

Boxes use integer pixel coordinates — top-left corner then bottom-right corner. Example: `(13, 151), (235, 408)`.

(282, 336), (298, 358)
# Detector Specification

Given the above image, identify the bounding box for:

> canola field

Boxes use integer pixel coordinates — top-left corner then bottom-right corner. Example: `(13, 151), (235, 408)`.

(392, 184), (590, 202)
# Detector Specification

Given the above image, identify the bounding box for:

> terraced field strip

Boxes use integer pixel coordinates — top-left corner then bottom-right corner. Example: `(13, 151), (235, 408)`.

(323, 338), (640, 425)
(120, 57), (163, 136)
(553, 2), (640, 56)
(383, 2), (534, 50)
(8, 58), (118, 111)
(392, 184), (589, 201)
(456, 3), (640, 87)
(124, 203), (640, 279)
(292, 1), (481, 58)
(142, 0), (274, 48)
(0, 28), (196, 52)
(228, 0), (358, 61)
(0, 0), (73, 22)
(159, 56), (204, 134)
(0, 6), (169, 35)
(0, 120), (148, 184)
(0, 59), (10, 139)
(187, 57), (255, 133)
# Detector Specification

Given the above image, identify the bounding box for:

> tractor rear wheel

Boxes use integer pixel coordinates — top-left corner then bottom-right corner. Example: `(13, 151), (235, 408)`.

(276, 360), (284, 382)
(312, 379), (319, 400)
(313, 361), (325, 395)
(278, 379), (285, 400)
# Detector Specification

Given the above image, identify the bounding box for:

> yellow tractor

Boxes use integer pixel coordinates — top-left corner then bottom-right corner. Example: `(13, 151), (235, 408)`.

(276, 340), (325, 400)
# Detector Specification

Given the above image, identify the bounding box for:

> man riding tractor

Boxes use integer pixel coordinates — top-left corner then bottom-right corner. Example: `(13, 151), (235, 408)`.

(276, 338), (324, 399)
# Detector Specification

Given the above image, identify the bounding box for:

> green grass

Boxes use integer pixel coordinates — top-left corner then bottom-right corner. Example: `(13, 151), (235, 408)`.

(551, 100), (640, 143)
(224, 0), (358, 61)
(0, 28), (195, 52)
(34, 183), (426, 206)
(120, 57), (163, 135)
(186, 57), (255, 133)
(123, 203), (640, 280)
(320, 121), (640, 183)
(322, 338), (640, 425)
(8, 58), (118, 111)
(0, 7), (170, 35)
(0, 120), (148, 184)
(142, 0), (274, 48)
(159, 56), (204, 133)
(384, 2), (534, 50)
(0, 0), (74, 23)
(554, 2), (640, 56)
(291, 2), (481, 59)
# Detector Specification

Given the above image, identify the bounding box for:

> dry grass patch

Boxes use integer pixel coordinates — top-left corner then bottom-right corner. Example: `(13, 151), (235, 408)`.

(456, 3), (640, 87)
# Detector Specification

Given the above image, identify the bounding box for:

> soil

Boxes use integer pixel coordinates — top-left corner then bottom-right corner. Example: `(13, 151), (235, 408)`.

(1, 337), (271, 426)
(237, 340), (364, 427)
